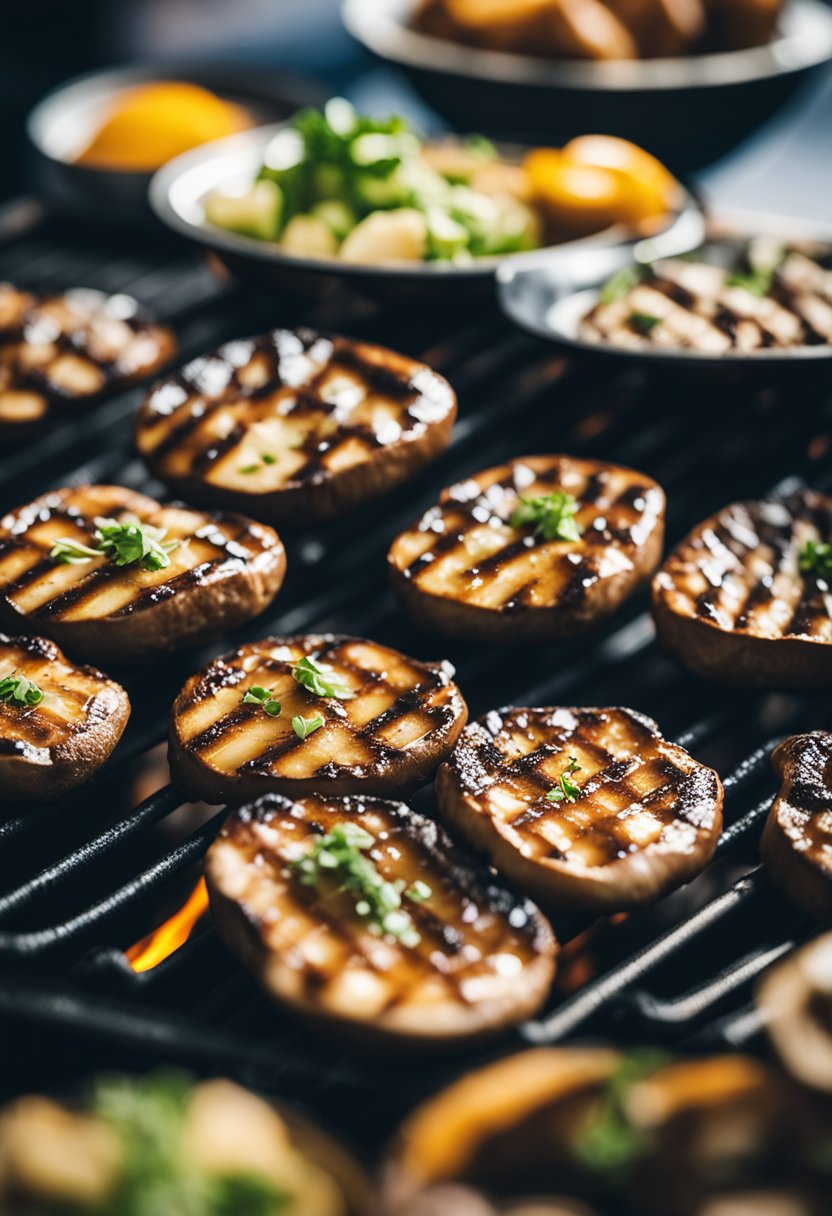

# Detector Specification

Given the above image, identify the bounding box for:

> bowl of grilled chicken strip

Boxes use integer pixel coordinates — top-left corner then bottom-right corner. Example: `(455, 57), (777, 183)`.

(499, 220), (832, 367)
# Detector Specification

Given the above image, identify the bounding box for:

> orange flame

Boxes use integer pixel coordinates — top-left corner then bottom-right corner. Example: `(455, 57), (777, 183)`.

(127, 878), (210, 972)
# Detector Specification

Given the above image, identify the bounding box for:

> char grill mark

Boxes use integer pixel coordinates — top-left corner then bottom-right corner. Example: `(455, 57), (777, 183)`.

(0, 487), (274, 625)
(659, 490), (832, 642)
(138, 330), (449, 491)
(207, 793), (554, 1029)
(180, 640), (454, 780)
(397, 458), (661, 611)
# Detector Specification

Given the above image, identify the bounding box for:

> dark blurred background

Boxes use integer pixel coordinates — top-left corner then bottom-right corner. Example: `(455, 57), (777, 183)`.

(1, 1), (831, 222)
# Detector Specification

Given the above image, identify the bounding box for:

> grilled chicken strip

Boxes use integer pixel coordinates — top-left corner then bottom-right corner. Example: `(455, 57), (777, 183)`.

(0, 486), (285, 665)
(205, 792), (557, 1045)
(761, 732), (832, 921)
(435, 706), (723, 912)
(170, 635), (468, 803)
(388, 456), (665, 643)
(652, 489), (832, 688)
(581, 248), (832, 352)
(0, 283), (175, 435)
(135, 328), (456, 523)
(0, 633), (129, 800)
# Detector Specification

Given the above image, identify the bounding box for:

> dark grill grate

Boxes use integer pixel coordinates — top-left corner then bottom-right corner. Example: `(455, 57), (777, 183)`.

(0, 206), (829, 1154)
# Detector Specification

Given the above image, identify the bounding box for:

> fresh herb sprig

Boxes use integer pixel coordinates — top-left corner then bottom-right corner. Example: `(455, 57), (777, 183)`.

(292, 714), (324, 739)
(546, 755), (582, 803)
(239, 454), (278, 474)
(242, 686), (282, 717)
(291, 655), (353, 700)
(291, 822), (431, 946)
(510, 491), (583, 543)
(50, 515), (180, 573)
(572, 1051), (669, 1180)
(599, 264), (647, 305)
(0, 671), (44, 707)
(799, 539), (832, 582)
(629, 312), (661, 335)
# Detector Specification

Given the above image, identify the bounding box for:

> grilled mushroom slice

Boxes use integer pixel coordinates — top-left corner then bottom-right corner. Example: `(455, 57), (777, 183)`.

(652, 490), (832, 688)
(385, 1047), (620, 1205)
(761, 732), (832, 920)
(0, 633), (129, 800)
(388, 456), (665, 642)
(758, 931), (832, 1093)
(205, 792), (557, 1045)
(170, 635), (468, 803)
(135, 328), (456, 523)
(0, 283), (175, 436)
(435, 706), (723, 913)
(0, 486), (285, 665)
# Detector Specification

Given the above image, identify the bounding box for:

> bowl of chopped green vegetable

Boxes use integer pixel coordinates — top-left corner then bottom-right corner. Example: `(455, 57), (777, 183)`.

(149, 98), (690, 301)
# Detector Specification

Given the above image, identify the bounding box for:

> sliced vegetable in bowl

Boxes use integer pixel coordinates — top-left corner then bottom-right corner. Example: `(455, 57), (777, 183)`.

(201, 98), (543, 264)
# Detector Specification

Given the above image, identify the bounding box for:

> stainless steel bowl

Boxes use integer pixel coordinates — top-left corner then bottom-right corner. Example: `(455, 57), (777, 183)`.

(342, 0), (832, 172)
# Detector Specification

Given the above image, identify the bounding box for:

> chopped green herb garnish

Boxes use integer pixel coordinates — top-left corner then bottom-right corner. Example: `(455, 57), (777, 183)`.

(291, 822), (426, 946)
(629, 311), (661, 335)
(572, 1050), (669, 1180)
(292, 713), (324, 739)
(799, 539), (832, 581)
(0, 671), (44, 707)
(239, 463), (262, 475)
(261, 453), (277, 465)
(243, 686), (282, 717)
(291, 654), (353, 700)
(599, 264), (644, 305)
(510, 491), (583, 543)
(725, 268), (774, 296)
(93, 1072), (291, 1216)
(50, 515), (180, 573)
(546, 755), (582, 803)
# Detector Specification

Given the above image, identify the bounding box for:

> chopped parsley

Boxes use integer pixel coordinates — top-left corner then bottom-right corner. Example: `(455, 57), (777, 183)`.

(599, 264), (645, 305)
(292, 713), (324, 739)
(629, 311), (661, 335)
(242, 686), (282, 717)
(291, 654), (353, 700)
(546, 754), (582, 803)
(92, 1072), (291, 1216)
(799, 539), (832, 582)
(50, 515), (180, 573)
(724, 267), (775, 297)
(291, 821), (430, 946)
(510, 491), (583, 543)
(572, 1050), (669, 1180)
(0, 671), (44, 707)
(240, 453), (278, 474)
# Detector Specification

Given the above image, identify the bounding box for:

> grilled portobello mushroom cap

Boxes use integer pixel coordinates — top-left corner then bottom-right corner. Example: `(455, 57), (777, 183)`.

(135, 328), (456, 523)
(170, 635), (468, 803)
(652, 490), (832, 688)
(388, 456), (665, 643)
(435, 706), (723, 913)
(0, 284), (175, 437)
(0, 633), (129, 800)
(205, 792), (557, 1046)
(0, 486), (285, 665)
(761, 732), (832, 921)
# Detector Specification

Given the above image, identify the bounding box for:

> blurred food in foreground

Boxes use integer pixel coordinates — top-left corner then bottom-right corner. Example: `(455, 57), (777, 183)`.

(759, 930), (832, 1094)
(204, 100), (677, 263)
(581, 238), (832, 351)
(414, 0), (783, 59)
(385, 1045), (832, 1215)
(0, 1073), (348, 1215)
(76, 82), (252, 172)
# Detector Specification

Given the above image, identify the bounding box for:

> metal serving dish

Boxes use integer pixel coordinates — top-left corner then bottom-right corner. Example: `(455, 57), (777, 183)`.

(150, 120), (702, 302)
(26, 60), (323, 231)
(342, 0), (832, 172)
(497, 212), (832, 369)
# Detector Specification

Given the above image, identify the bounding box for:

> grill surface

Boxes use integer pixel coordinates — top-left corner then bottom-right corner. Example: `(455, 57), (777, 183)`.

(0, 202), (830, 1157)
